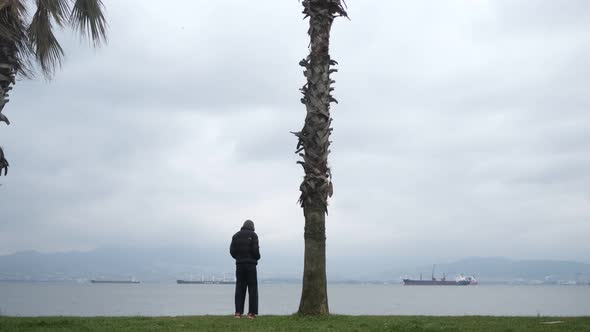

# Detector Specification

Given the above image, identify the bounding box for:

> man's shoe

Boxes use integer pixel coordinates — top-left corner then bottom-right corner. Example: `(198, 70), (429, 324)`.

(246, 313), (256, 319)
(234, 313), (242, 318)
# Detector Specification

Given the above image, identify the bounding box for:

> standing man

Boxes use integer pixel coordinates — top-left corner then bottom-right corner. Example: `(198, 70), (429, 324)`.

(230, 219), (260, 319)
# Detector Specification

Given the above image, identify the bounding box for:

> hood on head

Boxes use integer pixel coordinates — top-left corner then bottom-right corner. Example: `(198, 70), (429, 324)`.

(242, 219), (255, 231)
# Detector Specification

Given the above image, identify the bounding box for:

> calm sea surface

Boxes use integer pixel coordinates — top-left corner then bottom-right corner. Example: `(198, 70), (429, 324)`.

(0, 282), (589, 317)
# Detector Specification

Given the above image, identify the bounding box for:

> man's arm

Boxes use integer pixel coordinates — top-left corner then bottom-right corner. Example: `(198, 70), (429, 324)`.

(230, 235), (237, 259)
(252, 234), (261, 260)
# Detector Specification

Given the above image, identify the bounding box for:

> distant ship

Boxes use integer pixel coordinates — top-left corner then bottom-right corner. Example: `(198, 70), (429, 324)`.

(90, 280), (140, 284)
(403, 265), (477, 286)
(177, 273), (235, 285)
(177, 280), (235, 284)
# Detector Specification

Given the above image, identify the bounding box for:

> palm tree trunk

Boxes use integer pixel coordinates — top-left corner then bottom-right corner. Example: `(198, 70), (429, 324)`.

(0, 35), (19, 178)
(299, 205), (329, 314)
(0, 38), (18, 178)
(294, 0), (346, 316)
(0, 2), (28, 177)
(0, 3), (22, 125)
(0, 40), (16, 125)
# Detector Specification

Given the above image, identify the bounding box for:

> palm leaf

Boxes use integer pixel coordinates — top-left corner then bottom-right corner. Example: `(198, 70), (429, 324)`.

(0, 0), (27, 14)
(70, 0), (107, 45)
(0, 146), (8, 176)
(0, 0), (34, 77)
(28, 1), (64, 75)
(37, 0), (71, 27)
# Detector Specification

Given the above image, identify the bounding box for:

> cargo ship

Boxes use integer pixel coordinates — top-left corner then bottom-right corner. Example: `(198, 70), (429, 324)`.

(90, 280), (140, 284)
(403, 265), (477, 286)
(177, 273), (235, 284)
(177, 280), (235, 284)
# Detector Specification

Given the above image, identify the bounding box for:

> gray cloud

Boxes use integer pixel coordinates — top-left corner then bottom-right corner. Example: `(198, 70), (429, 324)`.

(0, 0), (588, 263)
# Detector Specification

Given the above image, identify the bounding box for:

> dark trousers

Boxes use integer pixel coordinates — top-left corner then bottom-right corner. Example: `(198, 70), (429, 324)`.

(234, 264), (258, 315)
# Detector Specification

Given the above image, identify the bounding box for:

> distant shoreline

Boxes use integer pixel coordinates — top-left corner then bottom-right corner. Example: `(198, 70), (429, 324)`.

(0, 279), (588, 286)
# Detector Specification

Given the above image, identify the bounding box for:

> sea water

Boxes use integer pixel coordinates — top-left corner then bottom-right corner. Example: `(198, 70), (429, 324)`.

(0, 282), (589, 317)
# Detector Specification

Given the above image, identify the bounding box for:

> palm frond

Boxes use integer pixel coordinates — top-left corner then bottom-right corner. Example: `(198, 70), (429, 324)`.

(0, 0), (27, 15)
(37, 0), (71, 27)
(0, 0), (34, 77)
(302, 0), (348, 20)
(0, 146), (9, 176)
(28, 2), (64, 76)
(0, 0), (28, 46)
(70, 0), (107, 45)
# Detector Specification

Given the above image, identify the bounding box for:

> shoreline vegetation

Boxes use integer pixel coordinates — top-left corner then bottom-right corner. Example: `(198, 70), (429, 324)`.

(1, 315), (590, 331)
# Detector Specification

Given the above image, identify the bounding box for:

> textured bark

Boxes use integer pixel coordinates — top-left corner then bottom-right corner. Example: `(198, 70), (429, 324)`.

(295, 0), (346, 316)
(299, 205), (329, 314)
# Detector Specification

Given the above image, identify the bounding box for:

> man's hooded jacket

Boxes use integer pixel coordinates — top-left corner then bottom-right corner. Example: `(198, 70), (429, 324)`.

(230, 220), (260, 265)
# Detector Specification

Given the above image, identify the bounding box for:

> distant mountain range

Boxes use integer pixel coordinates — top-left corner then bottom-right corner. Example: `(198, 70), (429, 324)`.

(1, 248), (589, 283)
(0, 247), (234, 282)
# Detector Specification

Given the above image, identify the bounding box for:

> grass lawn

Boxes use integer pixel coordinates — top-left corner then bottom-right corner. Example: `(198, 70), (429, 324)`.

(1, 315), (590, 331)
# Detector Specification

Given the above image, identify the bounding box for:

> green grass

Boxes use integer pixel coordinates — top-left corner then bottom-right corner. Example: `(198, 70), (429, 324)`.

(1, 315), (589, 332)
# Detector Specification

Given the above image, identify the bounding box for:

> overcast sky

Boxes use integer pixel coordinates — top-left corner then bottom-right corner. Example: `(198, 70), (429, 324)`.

(0, 0), (588, 263)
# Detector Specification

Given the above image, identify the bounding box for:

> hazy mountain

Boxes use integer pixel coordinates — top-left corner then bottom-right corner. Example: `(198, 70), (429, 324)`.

(1, 249), (589, 283)
(0, 247), (234, 282)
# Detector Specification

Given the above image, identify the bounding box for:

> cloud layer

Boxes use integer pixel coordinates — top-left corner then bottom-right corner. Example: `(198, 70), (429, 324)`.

(1, 0), (588, 263)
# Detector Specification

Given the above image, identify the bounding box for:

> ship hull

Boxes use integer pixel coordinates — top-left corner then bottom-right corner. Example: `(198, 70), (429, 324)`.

(403, 279), (470, 286)
(90, 280), (140, 284)
(176, 280), (235, 284)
